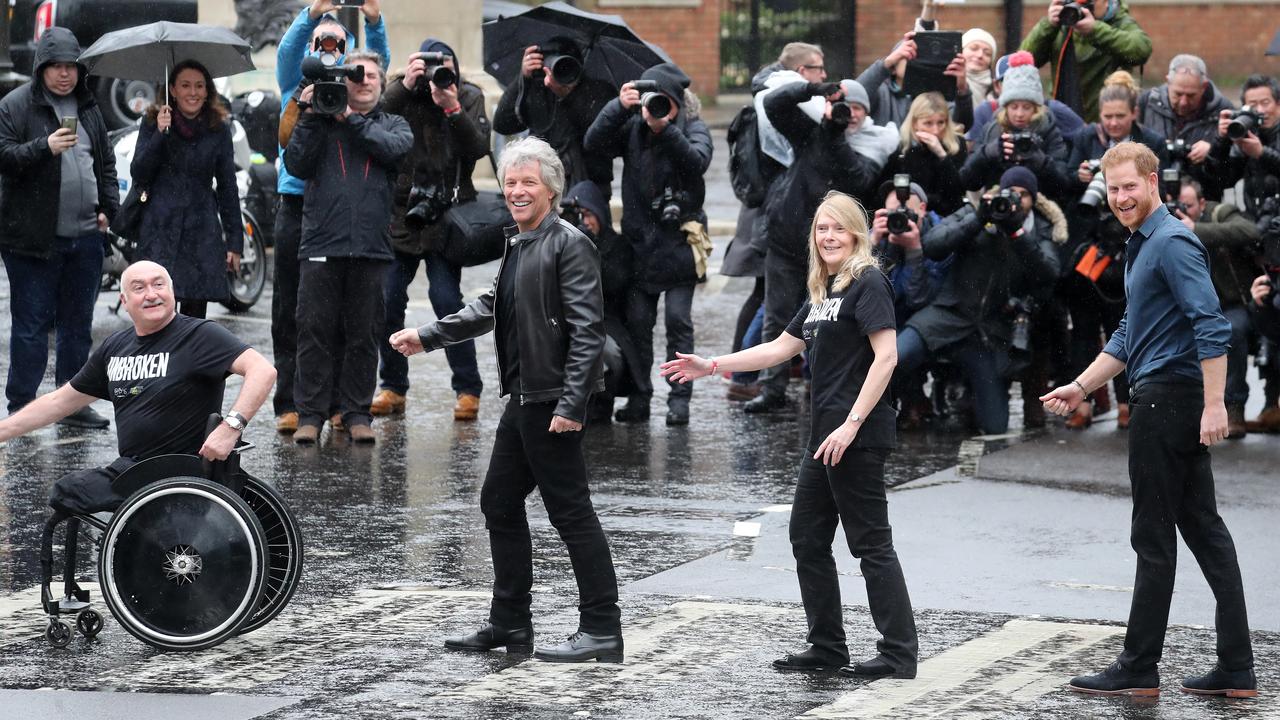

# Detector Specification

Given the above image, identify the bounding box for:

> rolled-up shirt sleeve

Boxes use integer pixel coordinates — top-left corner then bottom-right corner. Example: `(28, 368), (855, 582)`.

(1160, 235), (1231, 360)
(1103, 311), (1129, 364)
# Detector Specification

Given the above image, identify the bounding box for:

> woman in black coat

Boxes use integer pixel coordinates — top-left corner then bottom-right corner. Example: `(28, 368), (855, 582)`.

(131, 59), (241, 318)
(879, 91), (968, 216)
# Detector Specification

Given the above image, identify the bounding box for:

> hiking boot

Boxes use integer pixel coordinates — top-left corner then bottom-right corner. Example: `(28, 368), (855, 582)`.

(726, 381), (761, 401)
(454, 393), (480, 422)
(293, 424), (320, 445)
(666, 398), (690, 426)
(370, 389), (406, 416)
(614, 397), (651, 423)
(276, 412), (298, 434)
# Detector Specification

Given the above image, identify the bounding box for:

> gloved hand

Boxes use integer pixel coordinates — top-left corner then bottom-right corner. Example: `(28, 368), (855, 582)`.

(998, 208), (1028, 236)
(807, 82), (842, 99)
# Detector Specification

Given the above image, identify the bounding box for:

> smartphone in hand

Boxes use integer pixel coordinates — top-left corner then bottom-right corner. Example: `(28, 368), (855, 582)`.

(60, 116), (77, 134)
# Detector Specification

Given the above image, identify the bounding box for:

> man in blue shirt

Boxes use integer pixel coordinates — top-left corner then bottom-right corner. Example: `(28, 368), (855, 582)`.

(1042, 142), (1256, 699)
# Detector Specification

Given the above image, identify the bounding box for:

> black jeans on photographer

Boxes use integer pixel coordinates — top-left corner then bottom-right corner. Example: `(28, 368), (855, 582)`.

(1120, 377), (1253, 672)
(271, 194), (303, 416)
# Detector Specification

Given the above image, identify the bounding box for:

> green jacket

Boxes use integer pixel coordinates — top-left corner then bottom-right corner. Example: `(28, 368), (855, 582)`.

(1021, 0), (1152, 122)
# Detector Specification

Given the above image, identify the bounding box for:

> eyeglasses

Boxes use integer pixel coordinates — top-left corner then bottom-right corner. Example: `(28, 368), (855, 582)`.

(801, 64), (826, 72)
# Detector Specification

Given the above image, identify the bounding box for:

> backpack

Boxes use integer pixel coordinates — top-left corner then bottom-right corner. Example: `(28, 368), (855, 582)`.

(727, 104), (782, 208)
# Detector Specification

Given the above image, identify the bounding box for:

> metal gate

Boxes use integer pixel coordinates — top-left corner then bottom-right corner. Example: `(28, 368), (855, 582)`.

(719, 0), (855, 91)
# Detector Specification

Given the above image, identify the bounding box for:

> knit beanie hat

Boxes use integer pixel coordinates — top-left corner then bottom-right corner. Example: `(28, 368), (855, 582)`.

(961, 28), (997, 60)
(839, 79), (870, 112)
(998, 51), (1044, 108)
(1000, 166), (1039, 202)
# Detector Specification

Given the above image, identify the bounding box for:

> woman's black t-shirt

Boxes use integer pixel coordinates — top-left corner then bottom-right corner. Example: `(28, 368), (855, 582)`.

(70, 314), (250, 459)
(784, 269), (898, 450)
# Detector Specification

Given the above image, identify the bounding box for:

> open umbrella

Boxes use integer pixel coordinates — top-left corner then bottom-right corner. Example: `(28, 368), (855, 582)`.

(483, 1), (671, 88)
(79, 21), (254, 103)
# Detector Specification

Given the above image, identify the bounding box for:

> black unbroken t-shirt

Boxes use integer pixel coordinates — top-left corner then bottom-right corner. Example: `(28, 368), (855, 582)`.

(70, 314), (250, 459)
(785, 270), (898, 450)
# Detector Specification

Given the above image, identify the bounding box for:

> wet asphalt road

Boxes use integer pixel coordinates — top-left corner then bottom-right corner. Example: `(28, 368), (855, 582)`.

(1, 142), (1278, 717)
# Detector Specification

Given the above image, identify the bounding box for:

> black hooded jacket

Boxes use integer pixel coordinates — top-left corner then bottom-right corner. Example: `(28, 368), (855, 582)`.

(565, 180), (633, 320)
(0, 27), (117, 258)
(583, 63), (713, 291)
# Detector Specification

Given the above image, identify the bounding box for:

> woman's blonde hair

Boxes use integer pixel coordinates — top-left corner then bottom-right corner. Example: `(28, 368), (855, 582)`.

(898, 91), (962, 155)
(1099, 69), (1140, 111)
(995, 101), (1047, 131)
(807, 192), (879, 304)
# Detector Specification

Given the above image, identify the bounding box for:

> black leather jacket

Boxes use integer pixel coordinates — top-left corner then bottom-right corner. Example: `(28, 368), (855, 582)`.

(417, 212), (606, 422)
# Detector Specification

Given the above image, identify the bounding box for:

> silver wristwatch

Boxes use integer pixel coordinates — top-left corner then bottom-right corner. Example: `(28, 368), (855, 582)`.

(224, 411), (248, 432)
(848, 412), (862, 424)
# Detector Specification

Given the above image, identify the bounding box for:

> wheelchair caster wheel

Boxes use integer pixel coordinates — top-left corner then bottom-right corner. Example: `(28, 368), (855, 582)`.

(77, 609), (104, 639)
(46, 620), (73, 648)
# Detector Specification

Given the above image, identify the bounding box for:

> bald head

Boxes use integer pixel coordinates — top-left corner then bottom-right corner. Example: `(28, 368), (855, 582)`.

(121, 261), (172, 288)
(120, 261), (177, 335)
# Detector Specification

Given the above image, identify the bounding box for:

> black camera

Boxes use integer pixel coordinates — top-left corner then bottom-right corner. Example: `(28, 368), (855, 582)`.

(560, 197), (592, 238)
(1006, 297), (1036, 352)
(405, 183), (454, 231)
(1166, 138), (1190, 170)
(885, 174), (919, 235)
(1228, 105), (1265, 140)
(300, 55), (365, 116)
(980, 188), (1021, 223)
(413, 52), (456, 96)
(534, 40), (584, 86)
(632, 80), (673, 118)
(1161, 168), (1186, 216)
(829, 102), (852, 129)
(1009, 131), (1039, 159)
(650, 187), (691, 228)
(1058, 0), (1090, 28)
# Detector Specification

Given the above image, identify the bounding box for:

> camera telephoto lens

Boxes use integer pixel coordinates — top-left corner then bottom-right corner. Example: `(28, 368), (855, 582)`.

(1227, 109), (1259, 140)
(886, 209), (913, 236)
(545, 54), (583, 86)
(641, 92), (673, 118)
(312, 84), (348, 116)
(1059, 2), (1082, 27)
(830, 103), (852, 126)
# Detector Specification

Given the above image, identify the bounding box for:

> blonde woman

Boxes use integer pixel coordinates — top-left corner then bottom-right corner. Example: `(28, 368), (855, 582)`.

(881, 91), (968, 215)
(661, 192), (917, 677)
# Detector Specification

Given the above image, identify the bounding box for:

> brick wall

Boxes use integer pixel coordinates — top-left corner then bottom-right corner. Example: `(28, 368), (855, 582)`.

(584, 0), (722, 101)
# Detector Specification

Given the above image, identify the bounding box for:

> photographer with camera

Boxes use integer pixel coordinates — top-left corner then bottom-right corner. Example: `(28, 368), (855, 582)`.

(493, 41), (614, 199)
(271, 0), (389, 435)
(1020, 0), (1151, 122)
(1252, 274), (1280, 344)
(582, 63), (712, 426)
(742, 80), (881, 414)
(857, 31), (974, 130)
(370, 39), (491, 423)
(1137, 55), (1235, 201)
(967, 53), (1085, 149)
(284, 51), (413, 444)
(962, 52), (1072, 201)
(895, 167), (1061, 434)
(1172, 176), (1265, 438)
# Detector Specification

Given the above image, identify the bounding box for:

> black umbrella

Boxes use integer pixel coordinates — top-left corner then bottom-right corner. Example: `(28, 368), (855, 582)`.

(483, 1), (671, 88)
(79, 21), (255, 103)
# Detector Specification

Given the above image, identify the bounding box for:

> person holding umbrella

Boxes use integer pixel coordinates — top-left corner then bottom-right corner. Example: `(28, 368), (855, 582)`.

(660, 191), (918, 678)
(129, 59), (242, 319)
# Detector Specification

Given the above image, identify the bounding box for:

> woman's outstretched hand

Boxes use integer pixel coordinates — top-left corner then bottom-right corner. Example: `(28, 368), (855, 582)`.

(659, 352), (714, 384)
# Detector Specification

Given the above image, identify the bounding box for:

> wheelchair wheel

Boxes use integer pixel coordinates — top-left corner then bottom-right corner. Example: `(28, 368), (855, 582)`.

(99, 477), (267, 651)
(77, 609), (104, 639)
(235, 475), (304, 635)
(46, 620), (73, 648)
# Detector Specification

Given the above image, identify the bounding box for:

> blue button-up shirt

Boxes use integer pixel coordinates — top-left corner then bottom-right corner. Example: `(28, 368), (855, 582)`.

(1102, 203), (1230, 386)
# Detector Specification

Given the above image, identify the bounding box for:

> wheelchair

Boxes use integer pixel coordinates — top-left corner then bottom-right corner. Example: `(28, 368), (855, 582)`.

(40, 415), (304, 651)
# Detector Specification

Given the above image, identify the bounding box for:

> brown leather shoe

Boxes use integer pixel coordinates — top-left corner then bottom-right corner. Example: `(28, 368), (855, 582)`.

(1065, 402), (1093, 430)
(454, 393), (480, 422)
(1093, 384), (1111, 414)
(293, 424), (320, 444)
(1245, 405), (1280, 433)
(349, 423), (376, 444)
(370, 389), (406, 416)
(726, 382), (761, 401)
(1117, 403), (1130, 429)
(276, 412), (298, 434)
(1227, 405), (1248, 439)
(329, 413), (344, 432)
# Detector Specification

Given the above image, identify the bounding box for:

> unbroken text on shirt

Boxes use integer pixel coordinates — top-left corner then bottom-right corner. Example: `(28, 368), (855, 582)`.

(106, 353), (171, 382)
(807, 297), (844, 324)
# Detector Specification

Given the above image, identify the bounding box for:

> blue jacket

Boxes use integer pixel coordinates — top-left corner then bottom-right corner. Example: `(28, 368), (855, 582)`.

(275, 9), (389, 197)
(1103, 204), (1231, 385)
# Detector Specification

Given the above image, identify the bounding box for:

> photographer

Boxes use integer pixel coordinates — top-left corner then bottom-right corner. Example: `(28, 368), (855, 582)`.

(493, 42), (614, 198)
(1252, 275), (1280, 343)
(967, 53), (1085, 148)
(745, 79), (880, 413)
(1138, 55), (1235, 200)
(1210, 75), (1280, 219)
(284, 52), (413, 444)
(961, 52), (1072, 201)
(895, 167), (1061, 434)
(1020, 0), (1152, 122)
(583, 63), (712, 426)
(1175, 177), (1266, 438)
(373, 39), (490, 423)
(857, 31), (974, 130)
(271, 0), (389, 434)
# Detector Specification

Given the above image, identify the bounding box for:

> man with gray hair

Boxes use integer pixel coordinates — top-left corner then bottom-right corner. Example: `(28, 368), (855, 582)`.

(1138, 54), (1236, 199)
(390, 137), (623, 663)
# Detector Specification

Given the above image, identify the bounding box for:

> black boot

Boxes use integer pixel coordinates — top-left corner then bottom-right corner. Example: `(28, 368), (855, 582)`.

(666, 397), (689, 426)
(772, 646), (845, 672)
(1068, 661), (1160, 696)
(614, 396), (651, 423)
(743, 389), (787, 414)
(1181, 665), (1257, 698)
(839, 655), (916, 679)
(533, 631), (623, 663)
(443, 623), (534, 653)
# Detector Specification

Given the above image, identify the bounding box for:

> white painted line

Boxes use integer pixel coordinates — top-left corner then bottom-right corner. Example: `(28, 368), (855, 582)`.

(733, 521), (761, 537)
(759, 504), (793, 513)
(1045, 581), (1134, 593)
(802, 619), (1122, 719)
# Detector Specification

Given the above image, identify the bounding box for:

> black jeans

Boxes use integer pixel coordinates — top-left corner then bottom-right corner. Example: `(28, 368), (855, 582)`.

(294, 257), (388, 429)
(1118, 378), (1253, 672)
(480, 400), (621, 635)
(271, 195), (303, 415)
(623, 284), (696, 404)
(790, 450), (918, 670)
(760, 251), (808, 398)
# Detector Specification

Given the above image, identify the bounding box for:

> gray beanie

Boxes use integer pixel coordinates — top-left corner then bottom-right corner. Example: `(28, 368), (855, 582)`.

(840, 79), (870, 112)
(998, 51), (1044, 108)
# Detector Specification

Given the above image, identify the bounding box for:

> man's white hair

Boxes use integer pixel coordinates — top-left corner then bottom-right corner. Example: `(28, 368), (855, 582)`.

(497, 136), (565, 205)
(1167, 54), (1208, 83)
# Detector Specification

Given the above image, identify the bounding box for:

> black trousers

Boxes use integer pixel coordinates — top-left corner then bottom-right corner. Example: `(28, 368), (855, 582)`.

(760, 251), (808, 398)
(294, 257), (388, 428)
(271, 194), (303, 415)
(480, 400), (621, 635)
(1119, 379), (1253, 672)
(623, 284), (695, 404)
(790, 449), (918, 670)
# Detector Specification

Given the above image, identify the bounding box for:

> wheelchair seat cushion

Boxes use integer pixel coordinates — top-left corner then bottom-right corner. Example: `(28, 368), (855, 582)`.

(48, 457), (137, 515)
